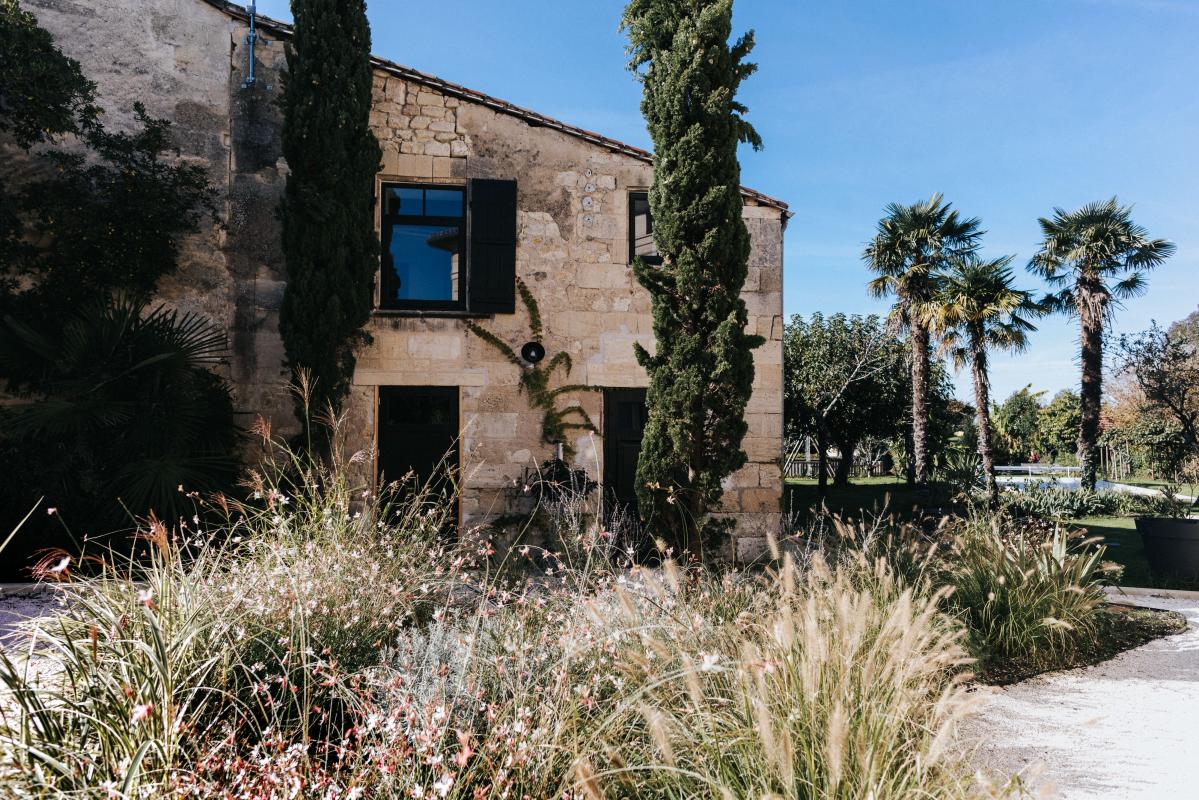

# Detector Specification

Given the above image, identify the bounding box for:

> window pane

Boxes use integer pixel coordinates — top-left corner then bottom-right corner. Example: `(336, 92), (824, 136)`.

(425, 188), (464, 217)
(386, 186), (424, 216)
(387, 223), (461, 302)
(630, 192), (658, 259)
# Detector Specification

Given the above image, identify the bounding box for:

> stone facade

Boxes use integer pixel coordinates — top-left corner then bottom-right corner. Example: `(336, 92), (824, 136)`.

(19, 0), (788, 560)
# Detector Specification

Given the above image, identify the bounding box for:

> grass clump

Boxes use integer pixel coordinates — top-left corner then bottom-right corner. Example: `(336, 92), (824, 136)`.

(801, 509), (1133, 683)
(0, 419), (1016, 798)
(941, 516), (1112, 679)
(0, 419), (459, 797)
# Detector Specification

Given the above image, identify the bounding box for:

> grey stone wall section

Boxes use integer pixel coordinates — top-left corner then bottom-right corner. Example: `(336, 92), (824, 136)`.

(225, 28), (291, 430)
(17, 0), (788, 559)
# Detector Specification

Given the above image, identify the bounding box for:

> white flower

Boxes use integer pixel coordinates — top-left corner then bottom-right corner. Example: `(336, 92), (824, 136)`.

(700, 653), (720, 672)
(131, 703), (154, 724)
(433, 774), (454, 797)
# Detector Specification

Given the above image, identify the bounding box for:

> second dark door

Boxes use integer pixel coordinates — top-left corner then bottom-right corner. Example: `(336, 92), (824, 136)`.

(378, 386), (459, 521)
(603, 388), (648, 522)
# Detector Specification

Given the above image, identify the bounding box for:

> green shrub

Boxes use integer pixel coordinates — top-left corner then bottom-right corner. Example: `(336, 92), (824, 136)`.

(999, 485), (1171, 519)
(941, 516), (1111, 670)
(805, 509), (1115, 676)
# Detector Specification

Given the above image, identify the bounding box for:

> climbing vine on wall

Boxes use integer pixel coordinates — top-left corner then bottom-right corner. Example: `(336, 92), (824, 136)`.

(466, 279), (596, 458)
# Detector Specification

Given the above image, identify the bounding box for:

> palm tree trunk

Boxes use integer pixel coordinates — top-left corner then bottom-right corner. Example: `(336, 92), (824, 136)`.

(903, 425), (916, 486)
(834, 436), (857, 487)
(970, 336), (998, 506)
(910, 323), (932, 486)
(817, 420), (830, 498)
(1078, 300), (1104, 491)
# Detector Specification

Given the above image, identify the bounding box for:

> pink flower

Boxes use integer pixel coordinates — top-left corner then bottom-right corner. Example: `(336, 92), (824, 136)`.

(131, 703), (154, 724)
(46, 507), (57, 516)
(137, 589), (155, 608)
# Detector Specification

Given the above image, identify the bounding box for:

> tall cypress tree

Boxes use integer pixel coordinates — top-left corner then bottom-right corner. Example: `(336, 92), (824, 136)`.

(279, 0), (380, 440)
(622, 0), (764, 558)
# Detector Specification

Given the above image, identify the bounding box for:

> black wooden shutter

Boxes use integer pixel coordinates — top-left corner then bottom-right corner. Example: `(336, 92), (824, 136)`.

(467, 178), (518, 314)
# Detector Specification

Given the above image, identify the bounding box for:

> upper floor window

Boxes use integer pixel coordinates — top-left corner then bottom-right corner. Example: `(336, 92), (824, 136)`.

(628, 190), (662, 265)
(381, 184), (465, 309)
(379, 179), (518, 314)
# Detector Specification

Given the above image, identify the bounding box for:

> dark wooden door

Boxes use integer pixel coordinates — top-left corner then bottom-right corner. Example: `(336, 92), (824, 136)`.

(603, 388), (648, 521)
(378, 386), (459, 520)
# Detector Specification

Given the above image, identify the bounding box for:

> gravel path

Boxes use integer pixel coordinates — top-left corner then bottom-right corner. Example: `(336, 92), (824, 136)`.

(962, 589), (1199, 799)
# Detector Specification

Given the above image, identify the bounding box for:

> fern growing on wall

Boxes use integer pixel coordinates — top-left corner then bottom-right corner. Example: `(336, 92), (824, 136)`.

(466, 279), (596, 458)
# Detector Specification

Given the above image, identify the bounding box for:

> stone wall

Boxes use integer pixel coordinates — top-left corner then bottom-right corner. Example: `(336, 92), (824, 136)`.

(19, 0), (787, 560)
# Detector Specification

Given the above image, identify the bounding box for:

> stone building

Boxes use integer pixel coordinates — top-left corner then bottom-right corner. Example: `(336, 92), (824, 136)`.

(20, 0), (789, 560)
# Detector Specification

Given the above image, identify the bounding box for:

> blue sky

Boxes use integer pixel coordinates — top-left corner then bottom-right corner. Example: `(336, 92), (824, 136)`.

(256, 0), (1198, 403)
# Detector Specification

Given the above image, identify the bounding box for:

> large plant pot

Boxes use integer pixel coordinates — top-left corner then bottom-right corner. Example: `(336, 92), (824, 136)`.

(1135, 517), (1199, 580)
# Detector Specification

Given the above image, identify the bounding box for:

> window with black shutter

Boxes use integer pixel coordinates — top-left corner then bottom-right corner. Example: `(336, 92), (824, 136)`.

(379, 184), (466, 311)
(628, 190), (662, 265)
(377, 178), (517, 315)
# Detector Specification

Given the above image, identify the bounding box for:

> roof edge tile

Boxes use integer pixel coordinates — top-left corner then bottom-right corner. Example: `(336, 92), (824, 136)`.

(201, 0), (790, 215)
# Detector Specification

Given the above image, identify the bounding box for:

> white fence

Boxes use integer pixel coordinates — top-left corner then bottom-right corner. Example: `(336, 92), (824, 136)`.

(994, 464), (1082, 477)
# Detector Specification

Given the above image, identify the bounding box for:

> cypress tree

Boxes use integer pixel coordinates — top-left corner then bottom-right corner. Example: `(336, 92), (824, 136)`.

(621, 0), (764, 558)
(279, 0), (381, 440)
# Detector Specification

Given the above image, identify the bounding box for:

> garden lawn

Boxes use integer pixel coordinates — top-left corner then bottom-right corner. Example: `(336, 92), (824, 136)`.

(784, 476), (949, 521)
(785, 479), (1184, 590)
(1069, 516), (1151, 587)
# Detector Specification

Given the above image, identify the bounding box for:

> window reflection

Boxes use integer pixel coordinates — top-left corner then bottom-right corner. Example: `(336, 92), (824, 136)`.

(381, 184), (465, 308)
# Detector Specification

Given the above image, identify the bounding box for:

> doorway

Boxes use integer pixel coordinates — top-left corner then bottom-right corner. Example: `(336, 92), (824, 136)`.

(603, 388), (648, 524)
(378, 386), (459, 521)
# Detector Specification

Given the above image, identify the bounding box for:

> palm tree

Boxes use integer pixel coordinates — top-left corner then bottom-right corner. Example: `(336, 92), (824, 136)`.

(863, 193), (982, 487)
(1029, 198), (1175, 490)
(0, 297), (239, 531)
(924, 257), (1041, 505)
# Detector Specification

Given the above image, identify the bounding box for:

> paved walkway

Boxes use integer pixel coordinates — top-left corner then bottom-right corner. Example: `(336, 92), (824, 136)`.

(963, 589), (1199, 799)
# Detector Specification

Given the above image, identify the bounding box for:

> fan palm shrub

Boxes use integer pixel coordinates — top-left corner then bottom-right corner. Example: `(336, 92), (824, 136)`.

(864, 194), (982, 486)
(0, 297), (238, 562)
(924, 257), (1041, 505)
(1029, 198), (1174, 489)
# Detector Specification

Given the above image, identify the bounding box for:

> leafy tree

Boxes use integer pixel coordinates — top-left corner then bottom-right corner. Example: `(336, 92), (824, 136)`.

(1035, 390), (1081, 465)
(1167, 306), (1199, 348)
(0, 298), (237, 560)
(0, 0), (98, 271)
(1029, 198), (1175, 489)
(924, 256), (1040, 504)
(993, 385), (1044, 463)
(863, 194), (982, 487)
(0, 0), (97, 148)
(1101, 414), (1188, 480)
(4, 105), (216, 319)
(919, 361), (962, 479)
(784, 313), (907, 493)
(279, 0), (381, 442)
(621, 0), (764, 556)
(0, 6), (232, 572)
(1117, 323), (1199, 461)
